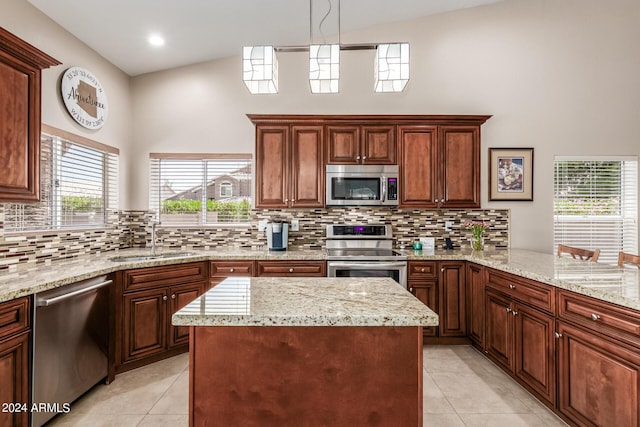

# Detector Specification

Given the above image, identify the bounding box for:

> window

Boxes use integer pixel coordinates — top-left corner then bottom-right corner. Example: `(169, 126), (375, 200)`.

(4, 127), (119, 232)
(554, 156), (638, 264)
(149, 154), (252, 226)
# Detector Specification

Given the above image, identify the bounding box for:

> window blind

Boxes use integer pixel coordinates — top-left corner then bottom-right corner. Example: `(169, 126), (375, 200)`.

(553, 157), (638, 265)
(149, 154), (252, 225)
(4, 130), (119, 232)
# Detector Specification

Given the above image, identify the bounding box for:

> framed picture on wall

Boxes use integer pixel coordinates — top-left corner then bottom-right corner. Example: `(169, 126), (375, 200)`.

(489, 148), (534, 201)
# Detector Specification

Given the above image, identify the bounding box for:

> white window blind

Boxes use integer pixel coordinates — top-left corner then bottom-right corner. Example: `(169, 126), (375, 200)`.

(554, 157), (638, 265)
(4, 129), (119, 232)
(149, 154), (252, 226)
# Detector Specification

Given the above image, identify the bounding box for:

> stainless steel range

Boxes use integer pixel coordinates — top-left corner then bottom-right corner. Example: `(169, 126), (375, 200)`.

(326, 224), (408, 288)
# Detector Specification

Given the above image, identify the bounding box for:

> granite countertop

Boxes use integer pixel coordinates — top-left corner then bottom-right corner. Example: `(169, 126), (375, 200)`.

(172, 277), (439, 327)
(0, 246), (639, 313)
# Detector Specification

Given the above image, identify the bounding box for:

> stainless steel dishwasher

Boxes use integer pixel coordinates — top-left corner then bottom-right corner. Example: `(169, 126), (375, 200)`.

(32, 275), (112, 427)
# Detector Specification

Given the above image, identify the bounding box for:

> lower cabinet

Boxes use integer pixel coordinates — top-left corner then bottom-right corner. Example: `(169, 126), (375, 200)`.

(408, 261), (466, 341)
(209, 260), (254, 288)
(466, 263), (485, 349)
(256, 260), (326, 277)
(117, 262), (207, 372)
(0, 297), (30, 427)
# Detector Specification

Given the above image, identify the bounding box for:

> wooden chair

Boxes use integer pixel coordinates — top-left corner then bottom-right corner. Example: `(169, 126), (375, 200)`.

(617, 251), (640, 267)
(557, 244), (600, 262)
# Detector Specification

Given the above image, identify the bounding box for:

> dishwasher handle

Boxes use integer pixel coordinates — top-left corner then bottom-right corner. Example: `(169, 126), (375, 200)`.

(36, 279), (113, 307)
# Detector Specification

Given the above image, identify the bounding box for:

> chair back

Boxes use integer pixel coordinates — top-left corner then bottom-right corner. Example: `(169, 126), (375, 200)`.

(618, 251), (640, 268)
(557, 244), (600, 262)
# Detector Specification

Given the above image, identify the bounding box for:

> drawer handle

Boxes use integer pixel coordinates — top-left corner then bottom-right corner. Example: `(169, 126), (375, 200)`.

(509, 284), (516, 289)
(420, 268), (425, 273)
(591, 313), (601, 321)
(289, 268), (294, 273)
(555, 332), (563, 338)
(230, 268), (235, 273)
(162, 295), (168, 301)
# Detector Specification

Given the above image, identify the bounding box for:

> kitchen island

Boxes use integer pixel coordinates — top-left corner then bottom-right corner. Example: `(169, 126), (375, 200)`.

(172, 276), (438, 427)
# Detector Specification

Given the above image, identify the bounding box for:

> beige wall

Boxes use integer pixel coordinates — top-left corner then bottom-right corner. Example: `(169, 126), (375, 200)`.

(0, 0), (133, 203)
(3, 0), (639, 254)
(131, 0), (640, 253)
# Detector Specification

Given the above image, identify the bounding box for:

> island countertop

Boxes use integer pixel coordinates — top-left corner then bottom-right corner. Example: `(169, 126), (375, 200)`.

(172, 277), (439, 327)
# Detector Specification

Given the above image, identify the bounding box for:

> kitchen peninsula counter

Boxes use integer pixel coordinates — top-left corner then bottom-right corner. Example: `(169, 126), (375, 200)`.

(173, 277), (436, 426)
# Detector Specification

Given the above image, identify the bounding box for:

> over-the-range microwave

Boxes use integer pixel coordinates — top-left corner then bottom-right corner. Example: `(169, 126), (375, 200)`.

(325, 164), (399, 206)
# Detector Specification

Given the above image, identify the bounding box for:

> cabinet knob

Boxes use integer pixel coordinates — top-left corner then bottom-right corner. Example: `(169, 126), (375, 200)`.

(356, 155), (361, 160)
(441, 267), (445, 272)
(512, 310), (518, 316)
(591, 313), (601, 321)
(162, 295), (168, 301)
(420, 268), (425, 273)
(434, 199), (439, 203)
(285, 198), (289, 202)
(362, 156), (367, 160)
(171, 294), (176, 299)
(509, 284), (516, 289)
(230, 268), (235, 273)
(289, 268), (294, 273)
(555, 332), (563, 338)
(409, 287), (414, 293)
(506, 307), (512, 313)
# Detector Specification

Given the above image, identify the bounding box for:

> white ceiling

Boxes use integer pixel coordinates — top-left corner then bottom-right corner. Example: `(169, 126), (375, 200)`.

(28, 0), (503, 76)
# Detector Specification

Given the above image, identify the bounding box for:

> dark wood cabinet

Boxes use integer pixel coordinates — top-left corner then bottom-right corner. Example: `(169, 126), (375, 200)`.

(485, 276), (556, 407)
(209, 260), (255, 288)
(253, 123), (324, 208)
(256, 260), (326, 277)
(398, 123), (484, 208)
(0, 28), (60, 202)
(326, 124), (396, 164)
(408, 261), (466, 342)
(0, 296), (31, 427)
(466, 263), (485, 349)
(117, 262), (207, 372)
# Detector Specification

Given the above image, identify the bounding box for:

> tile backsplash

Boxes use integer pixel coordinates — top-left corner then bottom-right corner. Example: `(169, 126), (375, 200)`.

(0, 204), (509, 270)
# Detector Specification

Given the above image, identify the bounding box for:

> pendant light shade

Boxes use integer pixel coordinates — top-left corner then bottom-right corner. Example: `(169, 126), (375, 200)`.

(309, 44), (340, 94)
(374, 43), (409, 93)
(242, 45), (278, 94)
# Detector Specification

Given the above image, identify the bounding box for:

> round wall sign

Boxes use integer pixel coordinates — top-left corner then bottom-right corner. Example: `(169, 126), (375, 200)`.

(60, 67), (108, 130)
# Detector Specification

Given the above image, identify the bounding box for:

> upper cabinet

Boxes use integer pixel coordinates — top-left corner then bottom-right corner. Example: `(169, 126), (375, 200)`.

(326, 124), (396, 164)
(252, 119), (324, 208)
(249, 115), (490, 209)
(0, 28), (60, 202)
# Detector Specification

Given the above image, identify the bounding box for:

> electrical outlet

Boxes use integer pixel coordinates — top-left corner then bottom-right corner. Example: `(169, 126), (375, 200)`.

(258, 219), (268, 232)
(445, 221), (453, 231)
(291, 219), (299, 231)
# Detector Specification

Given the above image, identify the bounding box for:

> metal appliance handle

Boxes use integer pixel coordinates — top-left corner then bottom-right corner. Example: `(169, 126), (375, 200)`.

(328, 261), (407, 269)
(381, 176), (387, 202)
(36, 280), (113, 306)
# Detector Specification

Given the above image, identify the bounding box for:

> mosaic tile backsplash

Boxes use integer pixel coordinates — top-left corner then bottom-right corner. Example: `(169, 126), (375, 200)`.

(0, 204), (509, 270)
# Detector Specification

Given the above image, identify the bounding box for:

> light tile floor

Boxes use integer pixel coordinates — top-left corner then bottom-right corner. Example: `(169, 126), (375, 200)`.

(47, 345), (568, 427)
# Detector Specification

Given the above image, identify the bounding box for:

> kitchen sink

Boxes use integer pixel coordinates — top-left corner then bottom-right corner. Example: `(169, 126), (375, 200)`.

(108, 252), (196, 262)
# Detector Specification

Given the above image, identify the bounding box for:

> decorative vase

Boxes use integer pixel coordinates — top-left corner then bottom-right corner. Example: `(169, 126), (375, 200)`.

(469, 236), (484, 251)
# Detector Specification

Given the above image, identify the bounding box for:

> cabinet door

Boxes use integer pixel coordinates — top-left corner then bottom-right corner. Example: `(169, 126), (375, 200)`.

(557, 321), (640, 427)
(514, 303), (556, 406)
(485, 289), (514, 371)
(409, 280), (438, 337)
(326, 125), (360, 164)
(466, 263), (485, 349)
(290, 125), (324, 207)
(255, 125), (289, 208)
(0, 331), (29, 427)
(122, 288), (168, 363)
(439, 126), (480, 208)
(362, 125), (396, 164)
(438, 262), (466, 337)
(169, 283), (204, 347)
(398, 125), (438, 207)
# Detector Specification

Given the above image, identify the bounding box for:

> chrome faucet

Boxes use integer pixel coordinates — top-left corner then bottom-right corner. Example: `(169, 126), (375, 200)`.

(150, 221), (160, 255)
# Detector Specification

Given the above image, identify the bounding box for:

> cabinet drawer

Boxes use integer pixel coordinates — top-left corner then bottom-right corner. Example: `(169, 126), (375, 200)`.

(210, 261), (254, 277)
(558, 290), (640, 348)
(0, 297), (30, 340)
(256, 261), (326, 277)
(123, 262), (207, 292)
(408, 261), (437, 279)
(486, 269), (555, 314)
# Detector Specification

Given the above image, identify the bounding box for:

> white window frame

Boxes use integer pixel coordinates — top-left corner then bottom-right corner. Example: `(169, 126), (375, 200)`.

(219, 181), (232, 198)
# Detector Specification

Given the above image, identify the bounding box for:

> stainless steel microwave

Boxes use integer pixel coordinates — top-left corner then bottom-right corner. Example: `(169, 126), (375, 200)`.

(325, 164), (399, 206)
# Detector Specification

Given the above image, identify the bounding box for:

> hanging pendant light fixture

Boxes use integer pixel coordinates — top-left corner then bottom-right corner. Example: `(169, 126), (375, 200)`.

(374, 43), (410, 93)
(242, 45), (278, 94)
(309, 0), (340, 93)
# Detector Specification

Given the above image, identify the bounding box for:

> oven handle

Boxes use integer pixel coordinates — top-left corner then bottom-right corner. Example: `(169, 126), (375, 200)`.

(328, 261), (407, 269)
(381, 176), (387, 202)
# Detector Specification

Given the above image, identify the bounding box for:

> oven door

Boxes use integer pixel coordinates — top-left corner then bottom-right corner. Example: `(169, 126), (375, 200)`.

(327, 261), (407, 288)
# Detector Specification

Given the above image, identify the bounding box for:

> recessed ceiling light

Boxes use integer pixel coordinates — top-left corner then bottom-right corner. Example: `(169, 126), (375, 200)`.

(148, 34), (165, 47)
